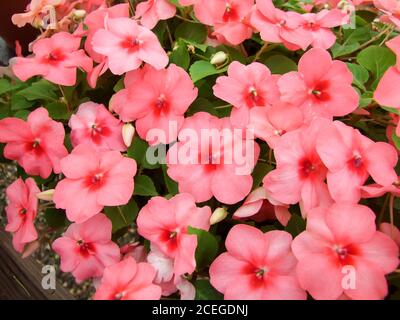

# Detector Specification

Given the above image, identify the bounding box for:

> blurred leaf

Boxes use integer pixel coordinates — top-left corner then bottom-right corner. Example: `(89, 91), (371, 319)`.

(44, 208), (69, 229)
(187, 98), (219, 116)
(17, 80), (58, 101)
(162, 164), (178, 195)
(45, 101), (70, 119)
(127, 136), (160, 169)
(190, 61), (227, 83)
(134, 175), (158, 196)
(170, 39), (190, 70)
(175, 22), (207, 44)
(392, 132), (400, 150)
(262, 55), (297, 74)
(285, 213), (306, 237)
(11, 94), (34, 110)
(195, 280), (223, 300)
(252, 162), (273, 188)
(104, 199), (139, 233)
(347, 63), (369, 91)
(188, 226), (219, 271)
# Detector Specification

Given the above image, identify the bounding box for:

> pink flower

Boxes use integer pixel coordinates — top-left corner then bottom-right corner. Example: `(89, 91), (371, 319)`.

(380, 223), (400, 247)
(209, 224), (306, 300)
(135, 0), (176, 29)
(12, 32), (92, 86)
(0, 107), (68, 178)
(251, 0), (313, 51)
(53, 144), (137, 223)
(316, 120), (398, 203)
(5, 178), (40, 253)
(93, 257), (162, 300)
(137, 193), (211, 276)
(374, 0), (400, 29)
(361, 181), (400, 199)
(278, 48), (359, 120)
(52, 213), (121, 283)
(167, 112), (260, 204)
(302, 9), (349, 49)
(233, 187), (291, 226)
(374, 35), (400, 109)
(12, 0), (63, 28)
(263, 119), (331, 214)
(69, 102), (126, 151)
(91, 17), (168, 75)
(292, 203), (399, 300)
(110, 64), (198, 145)
(248, 103), (304, 149)
(213, 61), (280, 127)
(82, 4), (130, 88)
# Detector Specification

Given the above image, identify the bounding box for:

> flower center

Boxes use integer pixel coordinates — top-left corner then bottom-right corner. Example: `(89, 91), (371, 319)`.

(32, 140), (40, 148)
(77, 240), (95, 256)
(91, 173), (103, 184)
(223, 3), (239, 22)
(255, 268), (266, 279)
(335, 246), (348, 260)
(20, 208), (27, 215)
(114, 292), (124, 300)
(299, 158), (316, 178)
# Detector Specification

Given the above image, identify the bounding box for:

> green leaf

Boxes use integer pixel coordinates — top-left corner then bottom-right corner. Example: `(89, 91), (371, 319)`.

(262, 55), (297, 74)
(175, 22), (207, 44)
(104, 199), (139, 233)
(331, 42), (360, 58)
(357, 45), (396, 82)
(187, 98), (219, 116)
(11, 94), (34, 110)
(189, 61), (227, 83)
(188, 226), (219, 271)
(162, 164), (178, 195)
(44, 101), (70, 119)
(285, 213), (306, 237)
(170, 39), (190, 70)
(381, 106), (400, 115)
(134, 175), (158, 196)
(127, 136), (160, 169)
(252, 162), (273, 188)
(113, 78), (124, 92)
(392, 132), (400, 150)
(44, 208), (69, 229)
(346, 63), (369, 91)
(17, 80), (58, 101)
(195, 280), (223, 300)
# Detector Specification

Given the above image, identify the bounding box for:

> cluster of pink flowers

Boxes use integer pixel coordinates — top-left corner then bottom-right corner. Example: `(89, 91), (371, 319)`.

(1, 0), (400, 301)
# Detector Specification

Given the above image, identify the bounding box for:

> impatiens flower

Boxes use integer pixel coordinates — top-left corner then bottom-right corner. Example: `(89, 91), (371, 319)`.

(248, 103), (304, 149)
(12, 0), (63, 28)
(380, 223), (400, 247)
(91, 17), (168, 75)
(213, 61), (280, 127)
(316, 120), (398, 203)
(292, 203), (399, 300)
(52, 213), (121, 283)
(302, 9), (349, 49)
(278, 48), (359, 120)
(233, 187), (291, 226)
(5, 178), (40, 253)
(110, 64), (198, 145)
(137, 193), (211, 276)
(147, 245), (196, 299)
(251, 0), (313, 51)
(68, 102), (126, 151)
(12, 32), (92, 86)
(374, 0), (400, 29)
(53, 144), (137, 223)
(167, 112), (260, 204)
(263, 119), (331, 214)
(361, 180), (400, 199)
(93, 257), (162, 300)
(82, 3), (130, 88)
(0, 107), (68, 178)
(210, 224), (306, 300)
(374, 35), (400, 109)
(135, 0), (176, 29)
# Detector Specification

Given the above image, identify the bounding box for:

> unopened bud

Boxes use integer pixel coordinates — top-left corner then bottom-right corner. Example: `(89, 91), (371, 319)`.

(210, 51), (228, 65)
(122, 123), (135, 148)
(36, 189), (55, 201)
(210, 207), (228, 225)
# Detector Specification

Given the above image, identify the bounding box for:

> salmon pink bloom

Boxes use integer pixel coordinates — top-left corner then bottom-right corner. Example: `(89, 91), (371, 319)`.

(278, 48), (359, 120)
(233, 187), (291, 226)
(316, 121), (398, 203)
(213, 61), (280, 127)
(93, 257), (162, 300)
(135, 0), (176, 29)
(210, 224), (306, 300)
(361, 180), (400, 199)
(0, 107), (68, 178)
(91, 17), (168, 75)
(11, 0), (63, 28)
(110, 64), (198, 145)
(292, 203), (399, 300)
(380, 223), (400, 247)
(5, 178), (40, 253)
(248, 103), (304, 149)
(53, 144), (137, 223)
(374, 0), (400, 29)
(82, 4), (130, 88)
(374, 35), (400, 109)
(69, 102), (126, 151)
(52, 213), (120, 283)
(251, 0), (313, 51)
(12, 32), (92, 86)
(302, 9), (349, 49)
(167, 112), (260, 204)
(137, 193), (211, 276)
(263, 119), (331, 214)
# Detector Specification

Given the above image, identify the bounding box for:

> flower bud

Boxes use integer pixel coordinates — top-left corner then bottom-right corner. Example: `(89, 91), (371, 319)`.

(36, 189), (55, 201)
(210, 207), (228, 225)
(73, 9), (87, 19)
(122, 123), (135, 148)
(210, 51), (228, 65)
